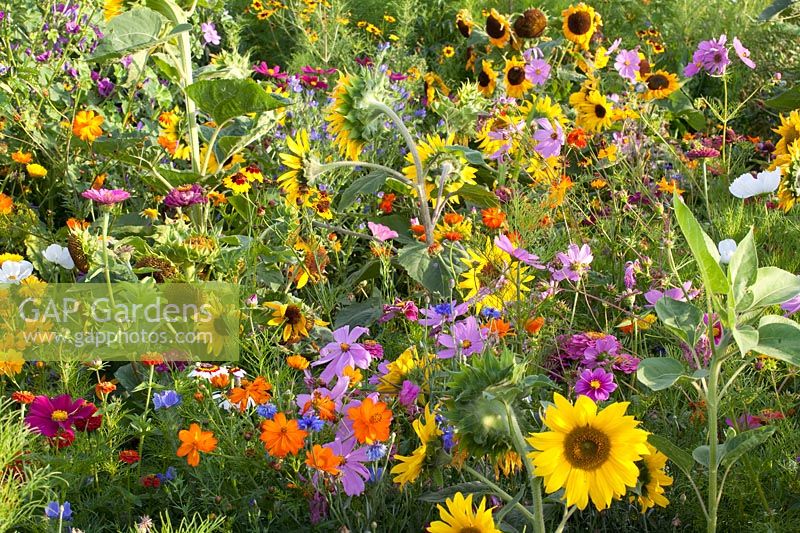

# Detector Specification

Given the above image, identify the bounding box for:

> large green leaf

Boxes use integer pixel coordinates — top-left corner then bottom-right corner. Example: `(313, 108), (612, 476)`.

(454, 184), (500, 208)
(648, 434), (694, 473)
(741, 267), (800, 312)
(728, 228), (757, 306)
(333, 297), (383, 328)
(754, 315), (800, 366)
(759, 0), (797, 20)
(673, 195), (729, 294)
(397, 243), (450, 295)
(337, 171), (387, 211)
(732, 325), (759, 356)
(636, 357), (687, 391)
(90, 8), (190, 62)
(185, 79), (289, 125)
(765, 86), (800, 111)
(721, 426), (777, 467)
(655, 297), (704, 346)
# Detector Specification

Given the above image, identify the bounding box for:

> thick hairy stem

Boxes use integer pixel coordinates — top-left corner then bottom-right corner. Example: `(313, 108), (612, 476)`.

(506, 402), (546, 533)
(177, 30), (201, 173)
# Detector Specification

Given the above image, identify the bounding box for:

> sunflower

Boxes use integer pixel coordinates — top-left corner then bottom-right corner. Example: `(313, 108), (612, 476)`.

(777, 141), (800, 211)
(774, 110), (800, 157)
(636, 443), (672, 512)
(458, 237), (534, 310)
(326, 75), (365, 160)
(264, 301), (314, 342)
(476, 61), (497, 97)
(455, 9), (474, 38)
(195, 296), (241, 356)
(485, 9), (511, 48)
(513, 8), (547, 39)
(570, 90), (614, 132)
(642, 70), (679, 100)
(390, 405), (441, 488)
(503, 57), (532, 99)
(427, 492), (501, 533)
(562, 3), (600, 50)
(527, 393), (650, 511)
(402, 133), (477, 206)
(277, 129), (314, 207)
(103, 0), (124, 21)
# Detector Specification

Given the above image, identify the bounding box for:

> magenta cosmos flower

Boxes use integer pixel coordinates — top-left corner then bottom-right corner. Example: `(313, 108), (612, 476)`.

(313, 326), (372, 383)
(81, 188), (130, 205)
(25, 394), (96, 437)
(684, 35), (730, 77)
(436, 316), (486, 359)
(574, 367), (617, 402)
(532, 118), (565, 159)
(494, 234), (545, 268)
(163, 184), (207, 208)
(552, 243), (593, 282)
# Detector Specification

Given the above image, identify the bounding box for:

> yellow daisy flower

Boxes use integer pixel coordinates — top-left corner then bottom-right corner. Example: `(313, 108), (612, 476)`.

(427, 492), (501, 533)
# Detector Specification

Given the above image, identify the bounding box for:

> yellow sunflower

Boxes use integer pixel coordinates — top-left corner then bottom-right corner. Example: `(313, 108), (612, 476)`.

(642, 70), (679, 100)
(277, 129), (313, 207)
(477, 61), (497, 97)
(527, 393), (650, 511)
(503, 57), (532, 99)
(103, 0), (123, 21)
(326, 75), (364, 160)
(485, 9), (511, 48)
(390, 405), (441, 488)
(774, 110), (800, 157)
(458, 238), (534, 311)
(636, 443), (672, 512)
(777, 140), (800, 211)
(427, 493), (501, 533)
(570, 89), (614, 132)
(455, 9), (474, 38)
(402, 133), (477, 206)
(562, 3), (600, 50)
(264, 302), (314, 342)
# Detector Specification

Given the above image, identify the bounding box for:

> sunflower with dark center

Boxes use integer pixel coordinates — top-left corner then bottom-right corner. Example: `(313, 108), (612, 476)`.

(476, 60), (497, 97)
(503, 58), (532, 99)
(527, 393), (650, 511)
(455, 9), (473, 38)
(642, 70), (678, 100)
(277, 129), (314, 208)
(569, 89), (614, 132)
(265, 301), (314, 342)
(562, 3), (600, 50)
(513, 7), (547, 39)
(485, 9), (510, 48)
(776, 141), (800, 211)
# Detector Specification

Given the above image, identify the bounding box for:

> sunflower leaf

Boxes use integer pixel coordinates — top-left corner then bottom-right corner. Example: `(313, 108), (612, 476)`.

(673, 195), (729, 294)
(721, 426), (777, 467)
(636, 357), (687, 391)
(648, 435), (694, 474)
(753, 315), (800, 366)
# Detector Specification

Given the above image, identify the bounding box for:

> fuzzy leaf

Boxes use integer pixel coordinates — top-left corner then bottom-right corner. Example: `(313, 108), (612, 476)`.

(648, 434), (694, 473)
(337, 171), (387, 211)
(655, 297), (704, 346)
(754, 315), (800, 366)
(721, 426), (777, 467)
(636, 357), (687, 391)
(728, 228), (757, 306)
(186, 79), (289, 125)
(673, 195), (729, 294)
(741, 267), (800, 312)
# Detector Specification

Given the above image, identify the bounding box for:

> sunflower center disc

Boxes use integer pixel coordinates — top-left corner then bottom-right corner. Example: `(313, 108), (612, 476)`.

(564, 425), (611, 470)
(567, 11), (592, 36)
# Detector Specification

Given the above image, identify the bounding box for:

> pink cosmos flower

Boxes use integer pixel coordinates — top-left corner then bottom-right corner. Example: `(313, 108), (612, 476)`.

(25, 394), (96, 437)
(367, 221), (398, 241)
(398, 380), (420, 408)
(313, 326), (372, 383)
(325, 430), (371, 496)
(296, 376), (350, 418)
(614, 49), (640, 83)
(552, 243), (593, 282)
(523, 49), (551, 86)
(436, 316), (486, 359)
(532, 118), (565, 159)
(494, 234), (545, 268)
(732, 37), (755, 69)
(644, 281), (699, 307)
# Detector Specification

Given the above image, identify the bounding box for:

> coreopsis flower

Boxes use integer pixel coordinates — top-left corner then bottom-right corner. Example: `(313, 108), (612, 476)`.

(527, 393), (650, 510)
(72, 110), (104, 142)
(428, 492), (501, 533)
(562, 3), (600, 50)
(177, 423), (217, 467)
(348, 397), (392, 444)
(260, 413), (307, 457)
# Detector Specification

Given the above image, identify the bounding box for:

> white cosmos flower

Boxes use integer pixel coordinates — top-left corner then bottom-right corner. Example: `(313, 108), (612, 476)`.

(718, 239), (738, 264)
(0, 260), (34, 284)
(43, 244), (75, 270)
(729, 168), (781, 199)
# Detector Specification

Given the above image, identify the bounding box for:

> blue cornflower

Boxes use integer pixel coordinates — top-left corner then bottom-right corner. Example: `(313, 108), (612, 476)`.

(256, 403), (277, 420)
(45, 501), (72, 521)
(480, 307), (502, 319)
(297, 413), (325, 432)
(153, 390), (181, 410)
(366, 442), (387, 461)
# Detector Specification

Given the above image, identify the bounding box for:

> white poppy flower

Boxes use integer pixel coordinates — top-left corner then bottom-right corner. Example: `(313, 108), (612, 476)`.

(0, 260), (34, 284)
(43, 244), (75, 270)
(729, 168), (781, 199)
(718, 239), (738, 264)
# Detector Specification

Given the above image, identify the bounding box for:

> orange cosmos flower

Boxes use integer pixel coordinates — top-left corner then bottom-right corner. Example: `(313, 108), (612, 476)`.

(260, 413), (307, 457)
(0, 193), (12, 216)
(442, 212), (464, 225)
(301, 391), (337, 422)
(481, 207), (506, 229)
(286, 354), (310, 370)
(177, 423), (218, 467)
(72, 110), (104, 142)
(487, 318), (513, 338)
(305, 444), (343, 475)
(348, 397), (393, 444)
(11, 390), (35, 404)
(228, 376), (272, 412)
(566, 128), (588, 148)
(11, 150), (32, 164)
(525, 316), (545, 335)
(546, 176), (573, 208)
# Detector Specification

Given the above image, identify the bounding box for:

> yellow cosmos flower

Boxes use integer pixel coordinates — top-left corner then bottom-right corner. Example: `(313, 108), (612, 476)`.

(427, 492), (501, 533)
(26, 164), (47, 178)
(391, 405), (441, 488)
(562, 3), (601, 50)
(527, 393), (650, 511)
(72, 110), (104, 143)
(637, 443), (673, 512)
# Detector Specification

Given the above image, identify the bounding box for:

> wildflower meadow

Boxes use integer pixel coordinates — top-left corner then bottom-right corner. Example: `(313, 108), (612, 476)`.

(2, 0), (800, 531)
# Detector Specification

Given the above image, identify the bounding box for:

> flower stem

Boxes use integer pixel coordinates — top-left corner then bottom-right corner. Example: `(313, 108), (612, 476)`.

(706, 355), (722, 533)
(462, 464), (539, 525)
(101, 210), (115, 308)
(505, 402), (546, 533)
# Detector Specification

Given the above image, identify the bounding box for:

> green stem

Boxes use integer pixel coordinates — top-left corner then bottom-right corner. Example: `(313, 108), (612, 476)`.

(505, 402), (546, 533)
(462, 464), (538, 525)
(702, 161), (712, 227)
(317, 161), (411, 184)
(177, 27), (201, 173)
(101, 210), (115, 308)
(137, 363), (156, 475)
(706, 356), (723, 533)
(555, 505), (577, 533)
